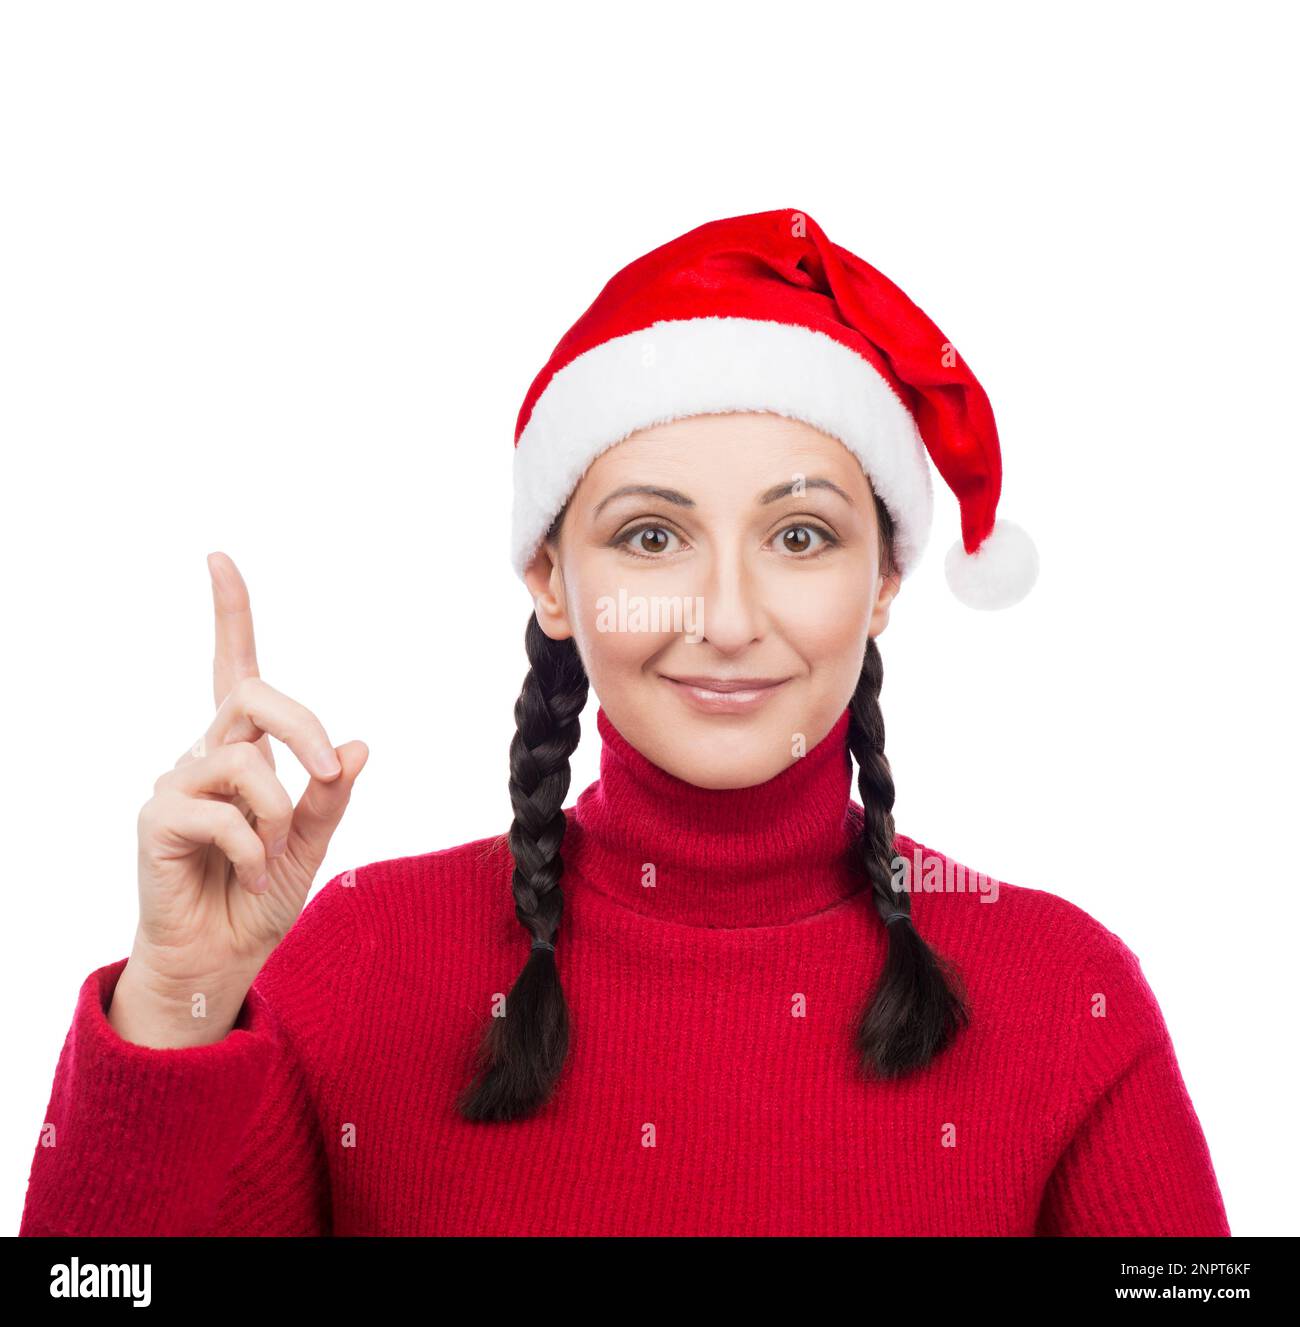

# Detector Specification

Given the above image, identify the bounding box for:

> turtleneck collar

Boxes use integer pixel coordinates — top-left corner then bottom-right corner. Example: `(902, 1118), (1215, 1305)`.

(566, 704), (867, 928)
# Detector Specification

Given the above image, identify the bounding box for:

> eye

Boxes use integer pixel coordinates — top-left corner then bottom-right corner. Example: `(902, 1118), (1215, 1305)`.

(773, 522), (839, 556)
(616, 524), (684, 559)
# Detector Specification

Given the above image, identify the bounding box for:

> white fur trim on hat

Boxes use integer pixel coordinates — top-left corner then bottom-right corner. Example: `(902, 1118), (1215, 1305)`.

(510, 316), (934, 581)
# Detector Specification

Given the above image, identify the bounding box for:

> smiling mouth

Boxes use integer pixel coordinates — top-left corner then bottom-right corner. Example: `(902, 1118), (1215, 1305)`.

(661, 675), (790, 693)
(658, 674), (794, 714)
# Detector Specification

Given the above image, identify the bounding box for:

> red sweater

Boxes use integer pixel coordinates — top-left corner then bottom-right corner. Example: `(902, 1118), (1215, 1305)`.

(20, 706), (1231, 1236)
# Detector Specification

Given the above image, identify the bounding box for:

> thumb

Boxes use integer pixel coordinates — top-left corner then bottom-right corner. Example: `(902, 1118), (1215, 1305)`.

(288, 739), (369, 873)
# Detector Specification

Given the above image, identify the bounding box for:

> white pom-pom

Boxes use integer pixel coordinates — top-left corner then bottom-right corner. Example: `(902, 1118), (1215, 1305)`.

(944, 518), (1039, 610)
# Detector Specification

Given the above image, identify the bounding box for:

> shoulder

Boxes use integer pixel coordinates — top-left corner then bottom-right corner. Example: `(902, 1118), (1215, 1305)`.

(895, 830), (1171, 1072)
(895, 829), (1146, 967)
(306, 832), (518, 954)
(250, 833), (517, 1045)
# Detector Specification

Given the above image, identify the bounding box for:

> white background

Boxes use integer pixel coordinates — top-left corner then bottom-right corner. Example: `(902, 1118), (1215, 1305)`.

(2, 0), (1293, 1236)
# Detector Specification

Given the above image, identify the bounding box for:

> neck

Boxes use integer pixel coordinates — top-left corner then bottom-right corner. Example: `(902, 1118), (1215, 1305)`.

(567, 705), (867, 928)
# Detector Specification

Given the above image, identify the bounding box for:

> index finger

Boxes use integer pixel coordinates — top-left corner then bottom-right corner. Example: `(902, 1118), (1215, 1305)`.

(208, 551), (261, 710)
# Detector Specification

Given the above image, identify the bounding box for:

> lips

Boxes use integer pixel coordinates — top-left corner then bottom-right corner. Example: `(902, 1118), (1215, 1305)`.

(659, 673), (792, 715)
(663, 675), (788, 692)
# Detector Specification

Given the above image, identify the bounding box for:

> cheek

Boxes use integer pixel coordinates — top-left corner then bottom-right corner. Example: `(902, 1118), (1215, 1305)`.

(566, 566), (679, 677)
(766, 563), (875, 659)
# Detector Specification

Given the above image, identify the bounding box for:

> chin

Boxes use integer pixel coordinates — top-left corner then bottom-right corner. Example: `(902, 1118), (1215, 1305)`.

(654, 709), (804, 790)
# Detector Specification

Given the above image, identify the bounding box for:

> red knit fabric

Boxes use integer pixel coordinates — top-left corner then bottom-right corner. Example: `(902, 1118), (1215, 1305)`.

(20, 706), (1231, 1236)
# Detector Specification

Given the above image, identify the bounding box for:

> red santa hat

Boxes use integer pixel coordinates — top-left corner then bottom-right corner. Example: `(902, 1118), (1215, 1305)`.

(511, 207), (1038, 610)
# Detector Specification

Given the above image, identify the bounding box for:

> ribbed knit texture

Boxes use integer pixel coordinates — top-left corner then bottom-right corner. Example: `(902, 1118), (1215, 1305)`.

(20, 706), (1231, 1236)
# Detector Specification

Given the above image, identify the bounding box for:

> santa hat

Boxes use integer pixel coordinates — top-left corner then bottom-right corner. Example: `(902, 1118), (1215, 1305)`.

(511, 208), (1038, 610)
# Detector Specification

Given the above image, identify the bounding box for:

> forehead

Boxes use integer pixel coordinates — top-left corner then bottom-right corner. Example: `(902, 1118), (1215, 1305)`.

(576, 412), (869, 494)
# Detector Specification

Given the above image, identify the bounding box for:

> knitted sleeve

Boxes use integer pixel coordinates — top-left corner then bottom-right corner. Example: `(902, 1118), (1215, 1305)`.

(18, 875), (359, 1237)
(1035, 925), (1231, 1236)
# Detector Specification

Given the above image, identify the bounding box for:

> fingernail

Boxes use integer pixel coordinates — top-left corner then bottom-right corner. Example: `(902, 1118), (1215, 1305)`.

(316, 747), (341, 777)
(253, 873), (269, 893)
(270, 837), (288, 858)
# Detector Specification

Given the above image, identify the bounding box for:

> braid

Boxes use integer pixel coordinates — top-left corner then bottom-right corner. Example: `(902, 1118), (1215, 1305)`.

(847, 635), (970, 1077)
(456, 612), (588, 1122)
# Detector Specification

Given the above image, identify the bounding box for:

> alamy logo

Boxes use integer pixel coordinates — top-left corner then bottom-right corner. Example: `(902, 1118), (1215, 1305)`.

(49, 1258), (151, 1307)
(595, 590), (705, 643)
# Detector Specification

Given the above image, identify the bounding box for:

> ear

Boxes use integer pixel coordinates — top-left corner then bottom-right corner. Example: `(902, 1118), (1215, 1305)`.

(868, 566), (902, 638)
(522, 540), (574, 642)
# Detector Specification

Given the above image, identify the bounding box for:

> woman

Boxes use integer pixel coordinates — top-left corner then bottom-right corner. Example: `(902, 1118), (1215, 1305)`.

(19, 209), (1231, 1236)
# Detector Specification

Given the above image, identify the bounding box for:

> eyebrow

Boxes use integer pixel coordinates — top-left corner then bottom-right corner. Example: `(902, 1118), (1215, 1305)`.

(592, 476), (854, 517)
(758, 477), (854, 507)
(593, 485), (695, 517)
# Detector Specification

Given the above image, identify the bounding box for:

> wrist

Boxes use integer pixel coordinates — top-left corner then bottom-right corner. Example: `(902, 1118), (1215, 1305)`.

(109, 956), (253, 1049)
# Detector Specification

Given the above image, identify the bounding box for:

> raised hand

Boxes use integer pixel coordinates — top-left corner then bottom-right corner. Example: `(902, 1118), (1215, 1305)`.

(111, 552), (368, 1047)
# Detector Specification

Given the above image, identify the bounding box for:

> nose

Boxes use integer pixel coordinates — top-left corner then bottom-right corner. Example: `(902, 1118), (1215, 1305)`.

(691, 541), (765, 654)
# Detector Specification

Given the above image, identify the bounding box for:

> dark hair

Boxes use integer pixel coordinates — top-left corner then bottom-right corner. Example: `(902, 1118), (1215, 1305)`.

(456, 494), (969, 1122)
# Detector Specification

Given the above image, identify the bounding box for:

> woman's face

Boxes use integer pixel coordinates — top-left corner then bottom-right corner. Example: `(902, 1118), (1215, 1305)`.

(523, 411), (900, 789)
